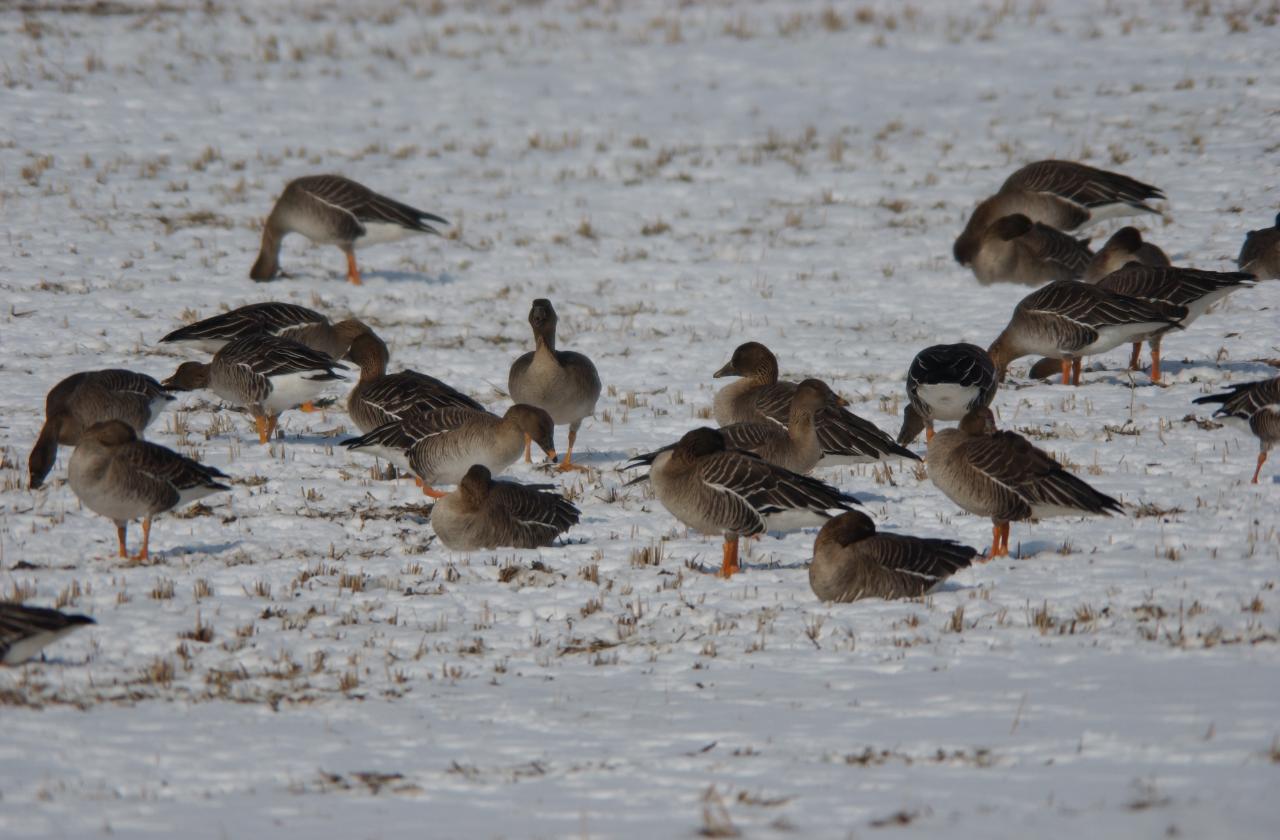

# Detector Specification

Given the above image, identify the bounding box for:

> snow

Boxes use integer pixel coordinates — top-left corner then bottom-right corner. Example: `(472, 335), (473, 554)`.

(2, 1), (1279, 837)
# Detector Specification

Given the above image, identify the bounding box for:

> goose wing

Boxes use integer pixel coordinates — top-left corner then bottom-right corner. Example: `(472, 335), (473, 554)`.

(1194, 377), (1280, 421)
(961, 431), (1122, 515)
(295, 175), (448, 235)
(1003, 161), (1164, 212)
(750, 382), (798, 425)
(867, 533), (978, 591)
(488, 482), (580, 547)
(357, 371), (484, 422)
(160, 303), (326, 346)
(1097, 266), (1255, 308)
(698, 450), (859, 531)
(815, 405), (921, 461)
(1020, 222), (1094, 277)
(126, 440), (230, 496)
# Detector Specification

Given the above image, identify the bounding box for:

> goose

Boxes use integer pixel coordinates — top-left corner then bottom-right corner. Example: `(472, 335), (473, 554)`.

(626, 427), (859, 578)
(986, 280), (1187, 386)
(954, 160), (1164, 267)
(29, 369), (172, 490)
(0, 603), (96, 665)
(1082, 226), (1170, 282)
(430, 465), (580, 551)
(964, 213), (1093, 286)
(344, 329), (483, 434)
(712, 342), (919, 465)
(508, 299), (601, 472)
(1237, 212), (1280, 280)
(1094, 266), (1255, 382)
(343, 404), (557, 496)
(249, 175), (448, 285)
(68, 420), (231, 562)
(927, 408), (1122, 559)
(162, 335), (347, 444)
(159, 301), (368, 360)
(1194, 376), (1280, 483)
(809, 512), (978, 602)
(897, 343), (998, 446)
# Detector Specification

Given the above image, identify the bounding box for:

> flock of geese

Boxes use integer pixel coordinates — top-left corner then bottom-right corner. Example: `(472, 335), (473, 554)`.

(4, 164), (1279, 666)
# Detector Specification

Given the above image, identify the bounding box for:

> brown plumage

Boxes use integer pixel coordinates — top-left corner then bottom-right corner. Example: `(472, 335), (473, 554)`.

(965, 214), (1094, 286)
(1237, 212), (1280, 280)
(159, 301), (368, 359)
(1194, 377), (1280, 483)
(1082, 226), (1170, 282)
(430, 465), (580, 550)
(344, 328), (483, 434)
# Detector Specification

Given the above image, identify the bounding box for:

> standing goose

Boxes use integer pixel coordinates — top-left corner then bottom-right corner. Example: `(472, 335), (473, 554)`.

(986, 280), (1187, 386)
(162, 335), (347, 444)
(954, 160), (1164, 267)
(431, 465), (580, 551)
(898, 343), (998, 446)
(344, 329), (483, 433)
(927, 408), (1122, 560)
(809, 512), (978, 602)
(964, 214), (1094, 286)
(508, 299), (602, 472)
(1095, 266), (1255, 382)
(29, 369), (173, 490)
(1237, 212), (1280, 280)
(159, 301), (368, 360)
(1193, 376), (1280, 483)
(712, 342), (919, 465)
(1082, 226), (1171, 282)
(343, 404), (557, 496)
(68, 420), (231, 562)
(249, 175), (449, 285)
(626, 427), (859, 578)
(0, 603), (96, 665)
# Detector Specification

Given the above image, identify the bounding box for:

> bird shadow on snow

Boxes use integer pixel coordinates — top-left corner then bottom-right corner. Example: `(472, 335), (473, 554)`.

(360, 269), (458, 286)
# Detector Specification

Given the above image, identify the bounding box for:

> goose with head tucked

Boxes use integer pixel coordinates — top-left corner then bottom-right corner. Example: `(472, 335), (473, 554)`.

(898, 343), (997, 446)
(430, 465), (580, 551)
(1082, 226), (1170, 282)
(964, 213), (1094, 286)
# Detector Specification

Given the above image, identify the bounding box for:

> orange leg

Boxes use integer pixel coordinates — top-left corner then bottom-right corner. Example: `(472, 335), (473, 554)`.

(981, 523), (999, 562)
(1252, 451), (1269, 485)
(558, 426), (589, 473)
(421, 485), (448, 499)
(299, 402), (318, 413)
(1150, 339), (1162, 384)
(1071, 358), (1082, 387)
(720, 536), (741, 578)
(345, 250), (362, 286)
(131, 517), (152, 564)
(1128, 342), (1142, 371)
(925, 423), (935, 444)
(1060, 358), (1071, 385)
(255, 415), (270, 444)
(999, 522), (1011, 557)
(523, 434), (532, 464)
(116, 524), (129, 558)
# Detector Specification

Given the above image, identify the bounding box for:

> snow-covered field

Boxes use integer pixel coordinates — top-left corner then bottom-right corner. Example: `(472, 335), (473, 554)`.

(2, 0), (1279, 837)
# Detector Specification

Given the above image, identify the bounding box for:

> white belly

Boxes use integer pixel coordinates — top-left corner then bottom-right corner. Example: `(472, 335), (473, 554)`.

(263, 371), (340, 414)
(916, 383), (981, 421)
(357, 222), (416, 247)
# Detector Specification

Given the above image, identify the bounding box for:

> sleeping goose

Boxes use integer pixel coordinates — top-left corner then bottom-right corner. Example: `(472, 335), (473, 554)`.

(159, 301), (368, 359)
(343, 404), (557, 496)
(68, 420), (231, 562)
(954, 160), (1164, 267)
(249, 175), (449, 285)
(986, 280), (1187, 386)
(927, 408), (1122, 560)
(1082, 226), (1170, 282)
(626, 427), (859, 578)
(29, 369), (173, 490)
(809, 512), (978, 602)
(0, 603), (95, 665)
(1237, 212), (1280, 280)
(345, 329), (483, 433)
(162, 335), (347, 444)
(712, 342), (918, 466)
(508, 299), (602, 472)
(1194, 376), (1280, 484)
(964, 214), (1093, 286)
(430, 465), (580, 551)
(898, 343), (997, 446)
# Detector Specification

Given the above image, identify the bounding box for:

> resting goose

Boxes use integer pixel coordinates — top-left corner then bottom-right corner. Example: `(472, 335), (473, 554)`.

(898, 343), (997, 446)
(29, 369), (172, 490)
(1095, 266), (1255, 382)
(343, 404), (557, 496)
(0, 603), (95, 665)
(68, 420), (231, 562)
(162, 335), (346, 444)
(1237, 212), (1280, 280)
(1194, 376), (1280, 483)
(1082, 226), (1170, 282)
(345, 329), (483, 433)
(954, 160), (1164, 267)
(964, 214), (1093, 286)
(626, 427), (859, 578)
(927, 408), (1122, 560)
(508, 299), (602, 472)
(430, 465), (580, 551)
(712, 342), (918, 466)
(249, 174), (448, 285)
(986, 280), (1186, 386)
(809, 512), (978, 602)
(159, 301), (368, 360)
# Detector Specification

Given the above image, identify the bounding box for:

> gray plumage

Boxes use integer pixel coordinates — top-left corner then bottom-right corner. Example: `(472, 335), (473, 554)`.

(1237, 212), (1280, 280)
(966, 214), (1094, 286)
(1082, 226), (1170, 282)
(0, 603), (96, 665)
(344, 329), (482, 433)
(1194, 376), (1280, 483)
(430, 465), (580, 551)
(898, 343), (998, 445)
(159, 301), (367, 359)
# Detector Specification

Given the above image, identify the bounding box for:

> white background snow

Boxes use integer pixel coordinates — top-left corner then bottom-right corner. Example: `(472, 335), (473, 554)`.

(1, 1), (1278, 837)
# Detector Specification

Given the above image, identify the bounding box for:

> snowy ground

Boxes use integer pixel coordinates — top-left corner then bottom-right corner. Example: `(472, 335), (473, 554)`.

(2, 0), (1279, 837)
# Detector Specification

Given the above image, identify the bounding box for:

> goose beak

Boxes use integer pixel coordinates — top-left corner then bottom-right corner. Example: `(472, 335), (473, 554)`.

(712, 361), (735, 378)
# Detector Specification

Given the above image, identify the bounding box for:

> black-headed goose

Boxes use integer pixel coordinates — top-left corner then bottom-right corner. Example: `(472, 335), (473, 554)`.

(897, 343), (997, 446)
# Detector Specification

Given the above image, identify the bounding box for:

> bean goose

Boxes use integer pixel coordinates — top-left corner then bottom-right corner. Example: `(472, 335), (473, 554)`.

(430, 465), (580, 551)
(986, 280), (1187, 386)
(1194, 376), (1280, 483)
(1095, 266), (1255, 382)
(159, 301), (368, 359)
(249, 174), (449, 285)
(927, 408), (1122, 560)
(712, 342), (919, 466)
(508, 299), (602, 472)
(626, 427), (859, 578)
(344, 329), (483, 433)
(809, 512), (978, 602)
(68, 421), (231, 562)
(0, 603), (95, 665)
(964, 214), (1093, 286)
(1237, 212), (1280, 280)
(29, 369), (172, 490)
(897, 343), (998, 446)
(343, 404), (557, 496)
(1082, 226), (1170, 282)
(954, 160), (1164, 266)
(162, 335), (347, 444)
